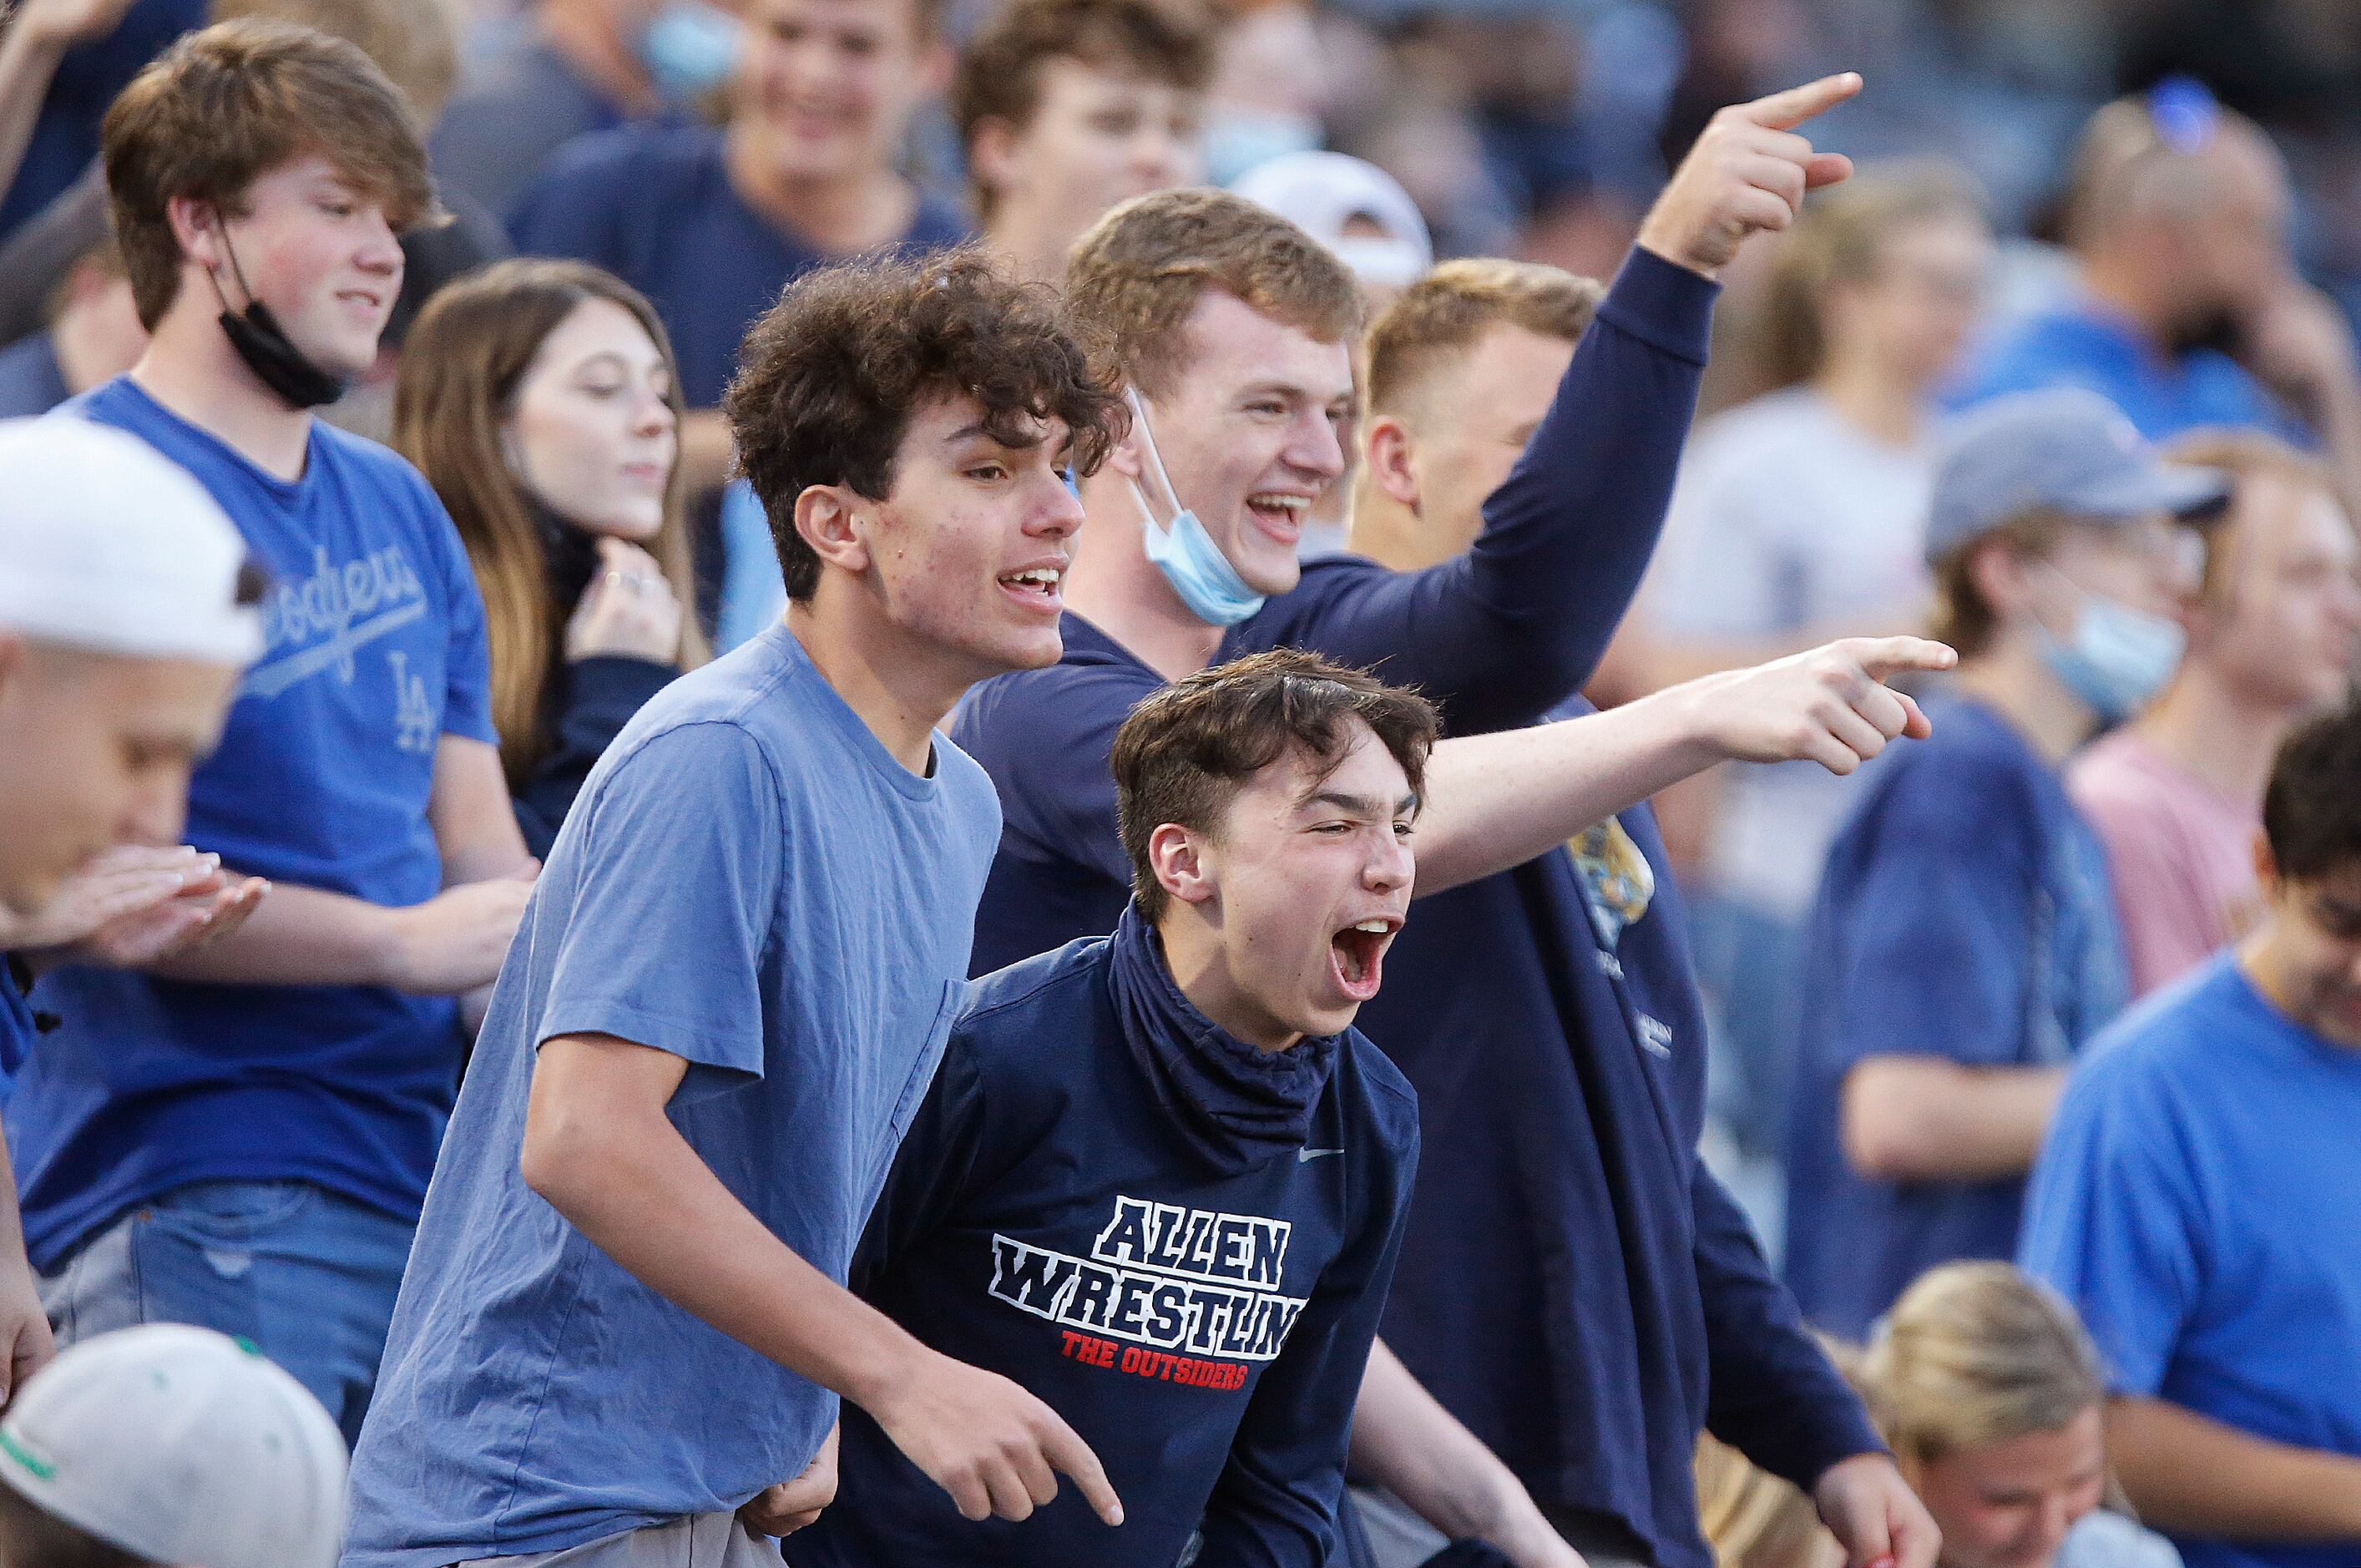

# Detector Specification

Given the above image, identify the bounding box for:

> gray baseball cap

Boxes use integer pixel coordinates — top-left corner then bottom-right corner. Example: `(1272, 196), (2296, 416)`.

(1924, 388), (2232, 564)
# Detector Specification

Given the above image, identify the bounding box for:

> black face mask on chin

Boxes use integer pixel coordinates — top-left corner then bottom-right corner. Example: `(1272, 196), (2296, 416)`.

(205, 226), (349, 410)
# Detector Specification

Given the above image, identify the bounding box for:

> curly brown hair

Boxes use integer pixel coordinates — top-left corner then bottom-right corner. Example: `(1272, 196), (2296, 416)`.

(1111, 648), (1437, 921)
(725, 245), (1125, 601)
(102, 18), (437, 331)
(1064, 187), (1363, 398)
(953, 0), (1216, 221)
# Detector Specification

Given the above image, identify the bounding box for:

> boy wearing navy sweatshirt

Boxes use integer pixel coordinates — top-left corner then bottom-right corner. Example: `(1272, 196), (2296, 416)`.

(796, 650), (1429, 1566)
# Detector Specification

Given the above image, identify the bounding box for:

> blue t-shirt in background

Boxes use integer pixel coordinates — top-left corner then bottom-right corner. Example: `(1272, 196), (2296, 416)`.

(507, 125), (970, 407)
(342, 624), (1002, 1568)
(1782, 695), (2126, 1338)
(2022, 957), (2361, 1568)
(1946, 301), (2309, 447)
(11, 381), (496, 1272)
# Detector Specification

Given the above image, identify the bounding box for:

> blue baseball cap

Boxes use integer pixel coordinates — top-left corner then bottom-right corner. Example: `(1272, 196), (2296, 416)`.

(1924, 388), (2232, 565)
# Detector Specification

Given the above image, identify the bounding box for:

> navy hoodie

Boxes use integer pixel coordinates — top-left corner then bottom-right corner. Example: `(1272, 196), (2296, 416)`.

(792, 909), (1420, 1567)
(957, 247), (1716, 975)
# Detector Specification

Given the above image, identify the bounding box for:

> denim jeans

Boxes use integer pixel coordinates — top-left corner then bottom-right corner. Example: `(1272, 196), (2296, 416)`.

(38, 1178), (417, 1444)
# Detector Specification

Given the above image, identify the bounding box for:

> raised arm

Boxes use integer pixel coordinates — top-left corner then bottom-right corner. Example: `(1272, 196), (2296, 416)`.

(1261, 73), (1866, 731)
(1410, 636), (1954, 895)
(0, 0), (139, 202)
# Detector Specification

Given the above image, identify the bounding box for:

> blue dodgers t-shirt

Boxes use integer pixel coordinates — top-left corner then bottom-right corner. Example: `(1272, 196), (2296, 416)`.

(2023, 957), (2361, 1568)
(1782, 695), (2127, 1339)
(508, 125), (970, 407)
(1946, 301), (2309, 447)
(342, 624), (1002, 1568)
(10, 382), (496, 1272)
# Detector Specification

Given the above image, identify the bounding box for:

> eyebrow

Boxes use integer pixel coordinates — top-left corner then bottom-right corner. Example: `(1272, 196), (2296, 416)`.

(944, 421), (1045, 450)
(1302, 788), (1420, 817)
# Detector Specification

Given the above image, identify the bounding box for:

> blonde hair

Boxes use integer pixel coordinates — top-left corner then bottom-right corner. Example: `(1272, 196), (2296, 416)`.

(1361, 258), (1605, 420)
(1697, 1434), (1845, 1568)
(1854, 1263), (2105, 1467)
(1757, 161), (1984, 389)
(2161, 429), (2345, 607)
(1064, 187), (1363, 398)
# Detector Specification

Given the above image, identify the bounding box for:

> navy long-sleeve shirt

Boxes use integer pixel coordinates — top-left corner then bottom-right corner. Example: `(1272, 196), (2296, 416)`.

(510, 655), (675, 860)
(956, 246), (1716, 975)
(1350, 722), (1879, 1568)
(794, 926), (1420, 1568)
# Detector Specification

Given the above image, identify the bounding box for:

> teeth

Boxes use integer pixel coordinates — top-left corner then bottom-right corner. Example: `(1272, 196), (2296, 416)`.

(1352, 920), (1390, 933)
(1005, 568), (1062, 588)
(1250, 494), (1310, 512)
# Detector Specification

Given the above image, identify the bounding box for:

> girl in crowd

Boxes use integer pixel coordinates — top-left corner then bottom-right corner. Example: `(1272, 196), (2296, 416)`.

(1854, 1262), (2180, 1568)
(394, 259), (708, 856)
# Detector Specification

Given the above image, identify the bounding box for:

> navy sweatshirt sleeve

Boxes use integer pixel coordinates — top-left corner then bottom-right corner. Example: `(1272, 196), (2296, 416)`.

(1232, 247), (1716, 736)
(1692, 1163), (1883, 1490)
(510, 655), (675, 860)
(1195, 1078), (1421, 1567)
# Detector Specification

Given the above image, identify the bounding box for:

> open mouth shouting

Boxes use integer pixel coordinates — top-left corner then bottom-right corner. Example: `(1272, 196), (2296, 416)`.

(1328, 916), (1401, 1004)
(1245, 491), (1313, 546)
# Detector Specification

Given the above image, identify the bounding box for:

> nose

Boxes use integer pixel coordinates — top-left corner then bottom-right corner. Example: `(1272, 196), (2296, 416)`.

(1364, 827), (1413, 895)
(1287, 405), (1347, 486)
(355, 210), (404, 276)
(1030, 468), (1086, 539)
(125, 771), (190, 849)
(634, 387), (676, 439)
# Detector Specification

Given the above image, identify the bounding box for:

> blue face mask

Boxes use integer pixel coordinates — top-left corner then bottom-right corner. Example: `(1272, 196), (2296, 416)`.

(1201, 109), (1322, 187)
(1125, 389), (1267, 626)
(2035, 564), (2186, 723)
(639, 0), (742, 104)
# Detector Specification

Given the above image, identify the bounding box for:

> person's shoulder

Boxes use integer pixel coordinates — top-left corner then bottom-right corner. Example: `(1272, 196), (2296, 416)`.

(533, 123), (722, 196)
(1948, 308), (2131, 406)
(1691, 386), (1832, 461)
(2071, 959), (2242, 1096)
(310, 420), (440, 498)
(2065, 730), (2185, 822)
(955, 634), (1159, 749)
(1864, 698), (2045, 816)
(954, 938), (1110, 1070)
(902, 190), (975, 249)
(1336, 1029), (1420, 1158)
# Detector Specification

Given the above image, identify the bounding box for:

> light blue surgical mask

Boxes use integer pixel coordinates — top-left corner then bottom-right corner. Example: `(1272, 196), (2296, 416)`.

(2035, 564), (2186, 723)
(1125, 388), (1266, 626)
(1202, 108), (1321, 187)
(640, 0), (742, 104)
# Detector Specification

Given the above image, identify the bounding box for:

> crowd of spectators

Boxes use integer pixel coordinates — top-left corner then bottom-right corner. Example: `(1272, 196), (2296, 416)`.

(0, 0), (2359, 1566)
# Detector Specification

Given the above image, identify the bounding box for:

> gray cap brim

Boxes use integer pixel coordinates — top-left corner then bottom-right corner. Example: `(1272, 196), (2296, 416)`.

(2055, 463), (2233, 525)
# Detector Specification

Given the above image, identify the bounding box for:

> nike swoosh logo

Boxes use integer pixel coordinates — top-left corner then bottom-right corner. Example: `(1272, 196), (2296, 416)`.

(1297, 1148), (1342, 1163)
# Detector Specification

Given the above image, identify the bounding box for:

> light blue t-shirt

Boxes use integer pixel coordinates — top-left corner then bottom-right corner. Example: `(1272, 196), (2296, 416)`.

(2021, 954), (2361, 1568)
(341, 624), (1002, 1568)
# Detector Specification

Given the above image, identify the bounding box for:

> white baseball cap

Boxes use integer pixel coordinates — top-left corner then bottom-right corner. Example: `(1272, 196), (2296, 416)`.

(0, 1324), (348, 1568)
(0, 415), (264, 665)
(1231, 151), (1435, 289)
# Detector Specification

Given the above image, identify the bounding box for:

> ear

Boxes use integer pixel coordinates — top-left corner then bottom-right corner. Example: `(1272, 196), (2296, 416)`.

(2252, 826), (2279, 894)
(164, 195), (225, 274)
(1102, 412), (1147, 483)
(1967, 538), (2039, 625)
(792, 484), (875, 580)
(1146, 822), (1216, 908)
(1363, 415), (1421, 512)
(968, 116), (1020, 197)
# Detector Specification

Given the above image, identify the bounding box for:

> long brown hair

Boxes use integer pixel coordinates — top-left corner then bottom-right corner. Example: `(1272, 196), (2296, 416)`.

(395, 258), (708, 787)
(1756, 160), (1984, 391)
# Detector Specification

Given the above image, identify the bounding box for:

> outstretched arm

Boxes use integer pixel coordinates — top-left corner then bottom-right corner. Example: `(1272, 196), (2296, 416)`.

(1265, 73), (1865, 732)
(1411, 636), (1954, 895)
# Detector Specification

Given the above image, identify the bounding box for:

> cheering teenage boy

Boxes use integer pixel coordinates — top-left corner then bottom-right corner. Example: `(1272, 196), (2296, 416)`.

(800, 650), (1428, 1566)
(342, 250), (1127, 1568)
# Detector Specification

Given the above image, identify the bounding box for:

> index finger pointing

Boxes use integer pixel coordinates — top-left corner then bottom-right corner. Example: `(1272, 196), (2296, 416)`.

(1848, 635), (1957, 680)
(1742, 71), (1863, 131)
(1045, 1424), (1125, 1526)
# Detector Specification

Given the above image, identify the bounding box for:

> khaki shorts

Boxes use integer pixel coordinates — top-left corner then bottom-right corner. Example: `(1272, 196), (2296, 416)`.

(455, 1514), (782, 1568)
